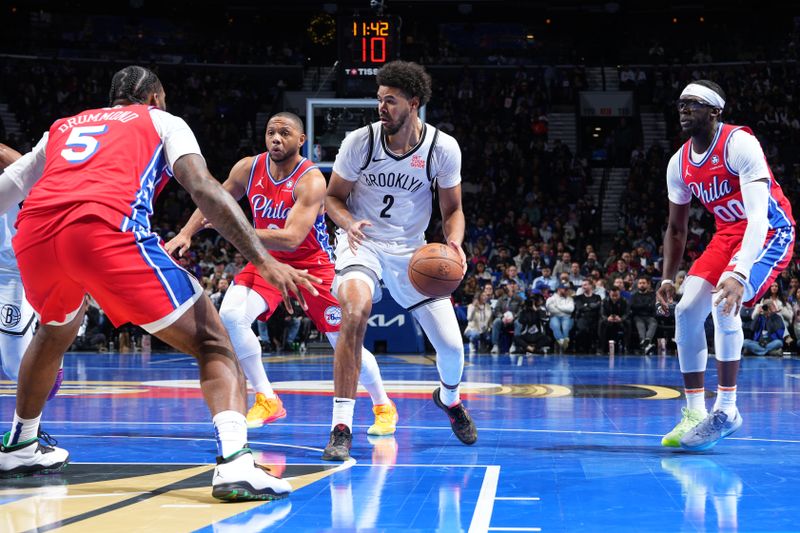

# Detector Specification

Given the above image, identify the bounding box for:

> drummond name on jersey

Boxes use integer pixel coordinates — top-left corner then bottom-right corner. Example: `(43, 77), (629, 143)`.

(361, 171), (425, 193)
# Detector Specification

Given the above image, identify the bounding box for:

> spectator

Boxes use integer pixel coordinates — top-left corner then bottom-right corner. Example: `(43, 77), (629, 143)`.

(743, 301), (785, 356)
(490, 280), (525, 354)
(513, 296), (551, 354)
(762, 282), (793, 337)
(553, 252), (572, 277)
(630, 275), (657, 354)
(464, 291), (493, 355)
(573, 279), (602, 353)
(500, 264), (527, 292)
(546, 283), (574, 353)
(613, 277), (632, 301)
(209, 278), (229, 311)
(567, 262), (583, 287)
(532, 266), (557, 292)
(224, 252), (245, 277)
(600, 286), (631, 354)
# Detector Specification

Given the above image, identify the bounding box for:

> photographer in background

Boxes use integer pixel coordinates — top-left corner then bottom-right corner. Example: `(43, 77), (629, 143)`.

(514, 293), (551, 354)
(742, 300), (785, 356)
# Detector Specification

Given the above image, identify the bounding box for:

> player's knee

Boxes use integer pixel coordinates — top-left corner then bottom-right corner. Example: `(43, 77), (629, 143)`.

(339, 299), (371, 329)
(711, 304), (742, 334)
(218, 304), (246, 330)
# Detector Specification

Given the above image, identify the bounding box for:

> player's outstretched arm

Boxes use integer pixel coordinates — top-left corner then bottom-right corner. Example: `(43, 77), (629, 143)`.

(172, 154), (320, 310)
(438, 184), (467, 276)
(656, 201), (690, 315)
(256, 169), (327, 251)
(326, 171), (371, 253)
(165, 156), (252, 257)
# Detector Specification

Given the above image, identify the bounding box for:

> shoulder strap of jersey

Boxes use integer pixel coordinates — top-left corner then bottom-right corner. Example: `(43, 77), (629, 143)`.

(360, 123), (376, 171)
(245, 154), (261, 195)
(426, 126), (440, 190)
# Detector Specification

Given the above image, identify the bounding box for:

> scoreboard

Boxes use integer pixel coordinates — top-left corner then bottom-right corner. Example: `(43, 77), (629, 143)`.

(338, 15), (401, 95)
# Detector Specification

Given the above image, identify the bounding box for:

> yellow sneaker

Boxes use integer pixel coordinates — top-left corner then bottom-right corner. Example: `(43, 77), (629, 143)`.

(367, 401), (398, 436)
(661, 407), (706, 447)
(246, 393), (287, 428)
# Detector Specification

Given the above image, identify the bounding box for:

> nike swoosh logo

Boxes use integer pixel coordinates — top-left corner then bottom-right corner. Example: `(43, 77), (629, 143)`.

(334, 399), (350, 403)
(372, 156), (387, 162)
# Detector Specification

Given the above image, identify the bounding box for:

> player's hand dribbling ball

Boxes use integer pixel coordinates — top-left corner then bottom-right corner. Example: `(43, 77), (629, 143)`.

(408, 243), (464, 297)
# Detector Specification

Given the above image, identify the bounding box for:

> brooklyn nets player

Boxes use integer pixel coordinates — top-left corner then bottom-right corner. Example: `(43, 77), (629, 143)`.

(323, 61), (477, 460)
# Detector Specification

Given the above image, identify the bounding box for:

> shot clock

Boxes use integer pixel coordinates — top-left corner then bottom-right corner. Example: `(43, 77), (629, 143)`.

(338, 15), (401, 77)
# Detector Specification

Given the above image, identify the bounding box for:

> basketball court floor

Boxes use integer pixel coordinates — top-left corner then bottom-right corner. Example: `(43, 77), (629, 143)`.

(2, 349), (799, 532)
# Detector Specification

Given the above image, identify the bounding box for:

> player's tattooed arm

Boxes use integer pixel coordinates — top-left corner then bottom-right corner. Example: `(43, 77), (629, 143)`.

(172, 153), (320, 310)
(166, 156), (252, 257)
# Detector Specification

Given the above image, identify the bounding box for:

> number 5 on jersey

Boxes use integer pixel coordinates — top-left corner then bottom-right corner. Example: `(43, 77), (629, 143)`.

(61, 125), (109, 163)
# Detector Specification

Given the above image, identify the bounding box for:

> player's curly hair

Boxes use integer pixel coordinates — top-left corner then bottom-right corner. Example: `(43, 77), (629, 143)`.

(376, 61), (432, 107)
(109, 66), (163, 106)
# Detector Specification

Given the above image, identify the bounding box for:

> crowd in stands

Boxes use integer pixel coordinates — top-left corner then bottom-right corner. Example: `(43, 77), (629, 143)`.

(2, 9), (800, 357)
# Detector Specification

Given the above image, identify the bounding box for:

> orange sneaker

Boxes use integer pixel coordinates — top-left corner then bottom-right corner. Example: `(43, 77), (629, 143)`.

(367, 401), (398, 436)
(246, 393), (287, 428)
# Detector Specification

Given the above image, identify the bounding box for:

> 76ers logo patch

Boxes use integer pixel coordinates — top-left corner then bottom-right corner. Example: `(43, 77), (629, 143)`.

(324, 306), (342, 326)
(1, 304), (21, 328)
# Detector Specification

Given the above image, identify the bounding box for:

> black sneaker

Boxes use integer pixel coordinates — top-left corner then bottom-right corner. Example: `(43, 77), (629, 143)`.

(432, 387), (477, 445)
(322, 424), (352, 461)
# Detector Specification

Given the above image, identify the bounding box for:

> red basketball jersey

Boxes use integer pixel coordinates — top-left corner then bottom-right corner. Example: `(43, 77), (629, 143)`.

(17, 105), (171, 248)
(678, 123), (794, 232)
(246, 154), (333, 265)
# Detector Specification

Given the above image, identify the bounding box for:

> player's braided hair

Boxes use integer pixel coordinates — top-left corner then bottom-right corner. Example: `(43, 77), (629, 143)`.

(376, 61), (432, 107)
(108, 66), (162, 106)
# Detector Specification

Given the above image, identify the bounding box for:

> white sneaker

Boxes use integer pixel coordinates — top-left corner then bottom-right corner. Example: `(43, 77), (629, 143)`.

(0, 431), (69, 478)
(490, 344), (499, 355)
(212, 448), (292, 501)
(509, 344), (517, 354)
(468, 344), (476, 356)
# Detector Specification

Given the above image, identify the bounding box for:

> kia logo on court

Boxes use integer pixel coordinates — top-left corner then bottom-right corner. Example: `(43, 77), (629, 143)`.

(367, 314), (405, 327)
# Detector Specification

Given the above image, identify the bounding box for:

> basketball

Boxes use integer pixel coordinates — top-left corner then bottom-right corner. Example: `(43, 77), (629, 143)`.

(407, 243), (464, 297)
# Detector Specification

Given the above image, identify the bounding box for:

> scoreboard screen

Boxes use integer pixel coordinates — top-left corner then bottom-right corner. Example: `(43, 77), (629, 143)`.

(338, 15), (401, 77)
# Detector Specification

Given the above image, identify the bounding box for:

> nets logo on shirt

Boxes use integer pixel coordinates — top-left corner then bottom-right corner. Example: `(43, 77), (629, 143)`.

(711, 155), (720, 165)
(324, 306), (342, 326)
(1, 304), (21, 328)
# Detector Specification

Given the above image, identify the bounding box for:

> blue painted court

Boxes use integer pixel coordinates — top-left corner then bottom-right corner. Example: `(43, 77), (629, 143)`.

(2, 350), (800, 532)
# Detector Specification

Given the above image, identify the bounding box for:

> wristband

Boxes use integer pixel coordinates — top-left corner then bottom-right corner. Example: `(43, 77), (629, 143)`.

(726, 271), (747, 287)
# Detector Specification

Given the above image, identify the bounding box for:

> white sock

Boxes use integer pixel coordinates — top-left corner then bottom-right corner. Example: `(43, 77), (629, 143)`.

(438, 382), (461, 407)
(213, 410), (248, 458)
(685, 388), (707, 414)
(327, 332), (390, 406)
(332, 398), (355, 430)
(239, 352), (275, 397)
(713, 385), (737, 417)
(9, 411), (40, 445)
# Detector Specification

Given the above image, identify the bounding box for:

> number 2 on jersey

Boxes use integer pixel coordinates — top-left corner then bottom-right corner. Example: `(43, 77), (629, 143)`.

(380, 194), (394, 218)
(61, 125), (108, 163)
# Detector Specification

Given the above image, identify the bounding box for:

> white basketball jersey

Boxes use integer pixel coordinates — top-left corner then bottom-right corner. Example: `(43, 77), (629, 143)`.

(0, 206), (19, 274)
(332, 120), (462, 245)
